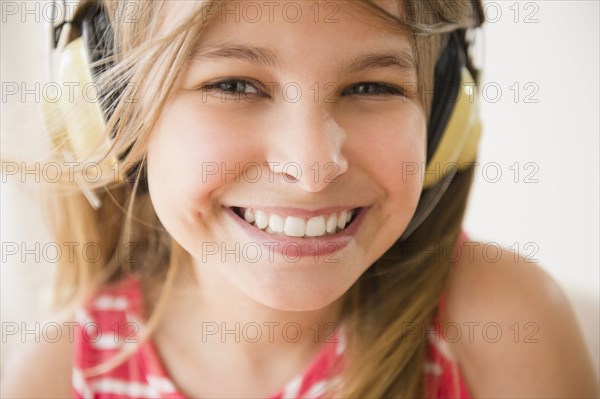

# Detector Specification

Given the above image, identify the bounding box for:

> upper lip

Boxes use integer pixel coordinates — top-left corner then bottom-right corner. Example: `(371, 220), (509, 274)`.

(227, 205), (365, 219)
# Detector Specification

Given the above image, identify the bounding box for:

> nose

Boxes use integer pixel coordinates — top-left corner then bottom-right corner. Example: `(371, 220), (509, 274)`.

(266, 103), (349, 193)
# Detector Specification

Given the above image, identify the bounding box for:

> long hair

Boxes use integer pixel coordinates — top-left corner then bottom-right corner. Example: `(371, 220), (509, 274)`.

(15, 0), (485, 396)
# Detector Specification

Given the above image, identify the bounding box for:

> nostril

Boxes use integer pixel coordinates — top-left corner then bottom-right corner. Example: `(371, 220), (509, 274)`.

(283, 172), (299, 182)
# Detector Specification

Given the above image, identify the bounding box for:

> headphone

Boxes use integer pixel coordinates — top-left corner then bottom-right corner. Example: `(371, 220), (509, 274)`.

(42, 0), (483, 240)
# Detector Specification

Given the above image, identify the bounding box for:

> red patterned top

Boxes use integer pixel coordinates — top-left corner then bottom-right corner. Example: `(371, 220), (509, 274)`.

(72, 233), (471, 398)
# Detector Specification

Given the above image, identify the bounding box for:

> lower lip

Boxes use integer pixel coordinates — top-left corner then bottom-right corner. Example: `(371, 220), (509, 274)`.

(224, 206), (368, 258)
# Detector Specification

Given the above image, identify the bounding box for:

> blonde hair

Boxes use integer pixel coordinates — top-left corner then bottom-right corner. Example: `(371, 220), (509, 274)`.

(10, 0), (484, 396)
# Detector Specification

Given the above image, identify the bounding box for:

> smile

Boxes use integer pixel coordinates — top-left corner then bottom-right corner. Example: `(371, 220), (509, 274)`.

(232, 207), (359, 238)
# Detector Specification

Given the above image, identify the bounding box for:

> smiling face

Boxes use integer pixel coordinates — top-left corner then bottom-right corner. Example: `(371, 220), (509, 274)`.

(145, 0), (427, 311)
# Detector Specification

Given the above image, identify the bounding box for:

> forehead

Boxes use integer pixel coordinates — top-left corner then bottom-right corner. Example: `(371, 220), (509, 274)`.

(162, 0), (410, 45)
(168, 0), (415, 74)
(162, 1), (404, 20)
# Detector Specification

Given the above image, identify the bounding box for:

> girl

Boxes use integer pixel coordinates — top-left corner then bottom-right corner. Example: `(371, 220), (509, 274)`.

(2, 0), (598, 398)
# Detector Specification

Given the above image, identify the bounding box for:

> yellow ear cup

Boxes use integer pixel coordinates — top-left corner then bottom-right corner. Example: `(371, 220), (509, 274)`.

(423, 67), (482, 189)
(41, 36), (124, 187)
(55, 37), (108, 162)
(40, 33), (126, 209)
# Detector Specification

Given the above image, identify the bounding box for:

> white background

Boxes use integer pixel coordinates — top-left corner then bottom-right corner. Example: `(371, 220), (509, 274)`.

(1, 0), (599, 378)
(463, 1), (599, 377)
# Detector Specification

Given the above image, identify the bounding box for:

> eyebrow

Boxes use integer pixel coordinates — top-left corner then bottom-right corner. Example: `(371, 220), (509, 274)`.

(342, 50), (416, 75)
(190, 43), (417, 76)
(191, 43), (284, 69)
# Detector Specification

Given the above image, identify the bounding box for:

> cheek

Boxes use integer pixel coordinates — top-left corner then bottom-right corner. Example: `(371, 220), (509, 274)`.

(350, 102), (427, 200)
(146, 94), (254, 215)
(347, 102), (426, 256)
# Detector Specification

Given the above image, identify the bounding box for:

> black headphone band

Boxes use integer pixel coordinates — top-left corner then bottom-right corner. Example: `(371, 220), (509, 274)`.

(427, 30), (466, 161)
(81, 3), (113, 77)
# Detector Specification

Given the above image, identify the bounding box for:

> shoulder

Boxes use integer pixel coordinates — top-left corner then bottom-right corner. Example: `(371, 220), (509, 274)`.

(1, 318), (74, 398)
(440, 239), (599, 398)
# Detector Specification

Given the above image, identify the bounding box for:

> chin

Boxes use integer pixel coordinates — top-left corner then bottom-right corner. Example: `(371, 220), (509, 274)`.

(241, 279), (348, 313)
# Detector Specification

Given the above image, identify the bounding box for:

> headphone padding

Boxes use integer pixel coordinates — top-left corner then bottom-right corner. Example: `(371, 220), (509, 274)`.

(55, 37), (121, 178)
(423, 67), (481, 189)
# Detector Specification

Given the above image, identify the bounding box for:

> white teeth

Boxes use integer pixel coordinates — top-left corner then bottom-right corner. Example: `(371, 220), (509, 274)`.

(254, 210), (269, 229)
(284, 216), (305, 237)
(243, 209), (255, 224)
(236, 207), (357, 238)
(306, 215), (326, 237)
(269, 213), (285, 233)
(325, 214), (338, 234)
(337, 210), (348, 229)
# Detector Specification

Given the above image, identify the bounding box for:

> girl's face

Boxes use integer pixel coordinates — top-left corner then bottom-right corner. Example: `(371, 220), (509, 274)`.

(146, 0), (426, 311)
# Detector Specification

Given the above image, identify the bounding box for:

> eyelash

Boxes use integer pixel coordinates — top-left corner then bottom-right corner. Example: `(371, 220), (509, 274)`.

(199, 79), (407, 100)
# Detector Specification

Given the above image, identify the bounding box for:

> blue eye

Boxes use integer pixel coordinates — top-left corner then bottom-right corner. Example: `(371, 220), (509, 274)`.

(343, 82), (406, 97)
